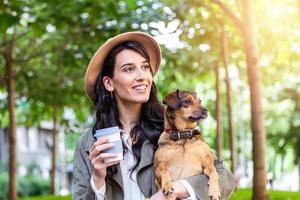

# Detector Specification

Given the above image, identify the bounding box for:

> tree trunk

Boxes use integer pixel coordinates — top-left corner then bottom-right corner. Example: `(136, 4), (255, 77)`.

(297, 139), (300, 191)
(242, 1), (268, 199)
(297, 0), (300, 191)
(215, 64), (223, 159)
(221, 25), (237, 173)
(4, 33), (18, 200)
(50, 105), (58, 194)
(298, 155), (300, 191)
(298, 155), (300, 192)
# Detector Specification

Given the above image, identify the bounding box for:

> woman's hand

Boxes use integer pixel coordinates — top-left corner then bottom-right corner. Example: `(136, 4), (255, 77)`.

(149, 190), (175, 200)
(172, 181), (190, 198)
(89, 137), (119, 189)
(150, 181), (190, 200)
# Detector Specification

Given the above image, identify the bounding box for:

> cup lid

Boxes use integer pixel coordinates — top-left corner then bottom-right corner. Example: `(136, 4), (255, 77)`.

(94, 126), (120, 138)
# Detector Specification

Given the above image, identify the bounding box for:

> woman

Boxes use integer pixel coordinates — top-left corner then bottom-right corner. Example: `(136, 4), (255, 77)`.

(73, 32), (236, 200)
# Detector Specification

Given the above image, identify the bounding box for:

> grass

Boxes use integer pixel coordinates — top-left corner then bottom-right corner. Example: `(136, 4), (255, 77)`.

(20, 189), (300, 200)
(230, 188), (300, 200)
(21, 195), (71, 200)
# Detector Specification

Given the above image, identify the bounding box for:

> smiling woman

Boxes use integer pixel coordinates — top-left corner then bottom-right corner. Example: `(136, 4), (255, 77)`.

(102, 45), (153, 105)
(72, 31), (236, 200)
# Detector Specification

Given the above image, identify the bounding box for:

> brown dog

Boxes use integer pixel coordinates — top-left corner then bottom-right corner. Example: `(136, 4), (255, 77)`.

(154, 89), (220, 200)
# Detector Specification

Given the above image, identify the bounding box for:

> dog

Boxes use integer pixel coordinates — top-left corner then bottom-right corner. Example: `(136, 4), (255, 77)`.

(154, 89), (221, 200)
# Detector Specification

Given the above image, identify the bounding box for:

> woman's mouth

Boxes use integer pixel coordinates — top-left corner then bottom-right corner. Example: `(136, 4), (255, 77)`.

(132, 84), (148, 92)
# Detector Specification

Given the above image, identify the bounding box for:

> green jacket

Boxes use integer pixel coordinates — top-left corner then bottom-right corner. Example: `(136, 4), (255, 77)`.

(72, 130), (237, 200)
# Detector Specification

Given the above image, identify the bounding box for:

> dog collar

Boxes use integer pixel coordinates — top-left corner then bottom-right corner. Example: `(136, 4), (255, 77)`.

(164, 127), (200, 140)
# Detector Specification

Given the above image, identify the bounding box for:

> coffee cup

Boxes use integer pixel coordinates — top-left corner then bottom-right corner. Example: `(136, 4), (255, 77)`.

(94, 126), (123, 162)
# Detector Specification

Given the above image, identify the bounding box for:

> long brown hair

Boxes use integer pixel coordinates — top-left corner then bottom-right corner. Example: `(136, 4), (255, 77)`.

(92, 41), (164, 183)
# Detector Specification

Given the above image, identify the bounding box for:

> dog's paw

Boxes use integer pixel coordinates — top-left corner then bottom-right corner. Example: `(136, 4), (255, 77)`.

(161, 181), (174, 195)
(208, 185), (221, 200)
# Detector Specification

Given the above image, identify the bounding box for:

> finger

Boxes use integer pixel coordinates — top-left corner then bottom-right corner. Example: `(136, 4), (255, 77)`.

(95, 137), (110, 146)
(90, 137), (109, 153)
(98, 153), (118, 160)
(105, 160), (120, 167)
(92, 159), (119, 170)
(89, 143), (114, 160)
(92, 153), (119, 166)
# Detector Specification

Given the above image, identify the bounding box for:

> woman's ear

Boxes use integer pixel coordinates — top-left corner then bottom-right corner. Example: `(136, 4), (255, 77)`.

(103, 76), (114, 91)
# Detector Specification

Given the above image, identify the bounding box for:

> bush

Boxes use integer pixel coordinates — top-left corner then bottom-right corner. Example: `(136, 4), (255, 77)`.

(0, 173), (8, 200)
(18, 175), (50, 197)
(0, 173), (50, 200)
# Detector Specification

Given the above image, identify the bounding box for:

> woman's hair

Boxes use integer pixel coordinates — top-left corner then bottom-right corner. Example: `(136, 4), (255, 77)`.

(92, 41), (164, 183)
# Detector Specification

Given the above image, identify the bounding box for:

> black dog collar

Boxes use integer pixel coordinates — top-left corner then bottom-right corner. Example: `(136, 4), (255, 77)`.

(165, 128), (200, 140)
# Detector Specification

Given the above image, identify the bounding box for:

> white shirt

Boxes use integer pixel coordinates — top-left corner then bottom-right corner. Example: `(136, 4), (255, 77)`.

(90, 133), (196, 200)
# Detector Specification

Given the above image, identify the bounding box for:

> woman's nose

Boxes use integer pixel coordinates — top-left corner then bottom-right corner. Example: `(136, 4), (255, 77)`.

(135, 67), (146, 80)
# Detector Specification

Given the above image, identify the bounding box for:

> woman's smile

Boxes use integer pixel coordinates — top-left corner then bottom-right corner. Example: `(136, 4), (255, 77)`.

(132, 84), (148, 93)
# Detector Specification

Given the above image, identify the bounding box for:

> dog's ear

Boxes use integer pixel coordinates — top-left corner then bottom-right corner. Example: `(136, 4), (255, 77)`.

(163, 89), (182, 109)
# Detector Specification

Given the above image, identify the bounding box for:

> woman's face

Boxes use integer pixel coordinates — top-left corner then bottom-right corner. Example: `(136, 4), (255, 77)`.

(106, 49), (153, 105)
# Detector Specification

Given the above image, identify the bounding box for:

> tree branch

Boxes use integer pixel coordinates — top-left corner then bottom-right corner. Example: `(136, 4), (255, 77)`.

(14, 51), (48, 64)
(0, 31), (27, 48)
(211, 0), (244, 31)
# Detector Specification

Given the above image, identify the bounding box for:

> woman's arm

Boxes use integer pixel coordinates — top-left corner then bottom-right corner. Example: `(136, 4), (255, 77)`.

(184, 159), (237, 200)
(72, 140), (97, 200)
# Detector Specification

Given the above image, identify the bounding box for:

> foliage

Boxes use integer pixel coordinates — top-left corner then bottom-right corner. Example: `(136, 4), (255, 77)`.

(18, 176), (50, 198)
(0, 173), (50, 200)
(0, 173), (9, 200)
(0, 0), (169, 127)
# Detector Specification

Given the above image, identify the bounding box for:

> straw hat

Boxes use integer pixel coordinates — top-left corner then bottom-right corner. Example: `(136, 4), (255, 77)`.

(84, 31), (161, 100)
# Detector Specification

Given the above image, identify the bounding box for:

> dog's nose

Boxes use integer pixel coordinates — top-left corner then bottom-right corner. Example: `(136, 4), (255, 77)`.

(201, 107), (208, 114)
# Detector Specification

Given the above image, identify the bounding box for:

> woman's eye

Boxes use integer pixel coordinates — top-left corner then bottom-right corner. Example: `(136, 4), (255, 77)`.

(142, 65), (150, 70)
(124, 67), (134, 72)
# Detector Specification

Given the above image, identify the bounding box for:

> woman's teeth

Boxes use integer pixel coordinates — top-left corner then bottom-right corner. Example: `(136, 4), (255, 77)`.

(133, 85), (146, 90)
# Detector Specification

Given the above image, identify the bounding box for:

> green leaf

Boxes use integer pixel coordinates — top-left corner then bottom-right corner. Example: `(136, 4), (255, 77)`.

(127, 0), (137, 10)
(0, 13), (19, 32)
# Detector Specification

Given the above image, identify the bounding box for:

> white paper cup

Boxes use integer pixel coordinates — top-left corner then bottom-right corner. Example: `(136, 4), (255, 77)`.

(94, 126), (123, 162)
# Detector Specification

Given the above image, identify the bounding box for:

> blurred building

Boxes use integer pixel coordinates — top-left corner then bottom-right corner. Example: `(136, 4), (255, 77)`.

(0, 121), (71, 194)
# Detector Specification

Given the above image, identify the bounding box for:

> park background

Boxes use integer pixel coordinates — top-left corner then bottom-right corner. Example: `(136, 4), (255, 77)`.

(0, 0), (300, 199)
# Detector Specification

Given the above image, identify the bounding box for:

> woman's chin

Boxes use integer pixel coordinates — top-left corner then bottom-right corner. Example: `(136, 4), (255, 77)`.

(131, 95), (150, 104)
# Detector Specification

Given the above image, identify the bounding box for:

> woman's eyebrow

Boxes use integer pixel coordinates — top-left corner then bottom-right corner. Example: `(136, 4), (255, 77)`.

(121, 60), (148, 68)
(120, 63), (134, 68)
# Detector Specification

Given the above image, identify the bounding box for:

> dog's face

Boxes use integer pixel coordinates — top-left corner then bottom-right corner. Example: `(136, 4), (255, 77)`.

(163, 89), (208, 122)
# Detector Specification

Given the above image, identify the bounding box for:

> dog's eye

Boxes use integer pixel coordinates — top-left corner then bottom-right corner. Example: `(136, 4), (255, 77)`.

(183, 99), (191, 105)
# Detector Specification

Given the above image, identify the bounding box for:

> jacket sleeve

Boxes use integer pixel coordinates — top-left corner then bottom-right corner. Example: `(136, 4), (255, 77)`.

(72, 139), (97, 200)
(184, 159), (237, 200)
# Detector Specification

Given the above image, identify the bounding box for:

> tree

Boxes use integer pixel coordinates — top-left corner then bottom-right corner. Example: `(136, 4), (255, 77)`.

(221, 24), (237, 173)
(3, 30), (17, 200)
(211, 0), (268, 198)
(215, 62), (223, 158)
